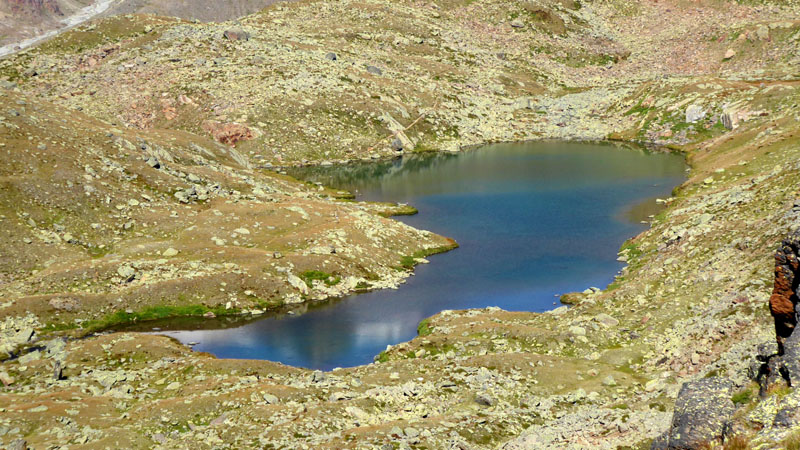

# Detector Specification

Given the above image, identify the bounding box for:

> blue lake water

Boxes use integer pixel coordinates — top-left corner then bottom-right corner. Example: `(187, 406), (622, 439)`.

(146, 141), (686, 370)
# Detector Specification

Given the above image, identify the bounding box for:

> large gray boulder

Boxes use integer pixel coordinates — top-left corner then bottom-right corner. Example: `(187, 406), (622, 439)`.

(685, 105), (706, 123)
(655, 378), (734, 449)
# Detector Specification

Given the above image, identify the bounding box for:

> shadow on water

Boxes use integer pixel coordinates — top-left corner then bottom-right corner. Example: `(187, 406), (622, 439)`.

(121, 141), (686, 370)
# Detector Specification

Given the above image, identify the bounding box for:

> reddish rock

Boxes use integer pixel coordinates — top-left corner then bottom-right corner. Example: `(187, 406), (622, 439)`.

(769, 232), (800, 354)
(202, 120), (254, 146)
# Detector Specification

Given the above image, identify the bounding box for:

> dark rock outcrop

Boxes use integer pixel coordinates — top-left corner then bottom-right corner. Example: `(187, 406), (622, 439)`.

(652, 378), (734, 449)
(769, 231), (800, 355)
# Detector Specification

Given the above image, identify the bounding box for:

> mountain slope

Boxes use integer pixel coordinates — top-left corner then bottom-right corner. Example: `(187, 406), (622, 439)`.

(1, 0), (800, 448)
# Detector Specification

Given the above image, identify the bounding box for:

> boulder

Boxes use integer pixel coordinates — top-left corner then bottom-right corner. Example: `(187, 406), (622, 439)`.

(288, 274), (309, 295)
(117, 265), (136, 282)
(53, 360), (63, 380)
(721, 109), (739, 130)
(756, 25), (770, 41)
(13, 327), (35, 346)
(48, 296), (79, 312)
(685, 105), (706, 123)
(380, 113), (415, 152)
(475, 392), (495, 406)
(223, 28), (250, 41)
(145, 156), (160, 168)
(656, 378), (734, 449)
(723, 49), (736, 60)
(391, 137), (404, 152)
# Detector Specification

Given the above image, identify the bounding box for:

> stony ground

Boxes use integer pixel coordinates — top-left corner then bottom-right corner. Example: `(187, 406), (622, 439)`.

(1, 0), (800, 449)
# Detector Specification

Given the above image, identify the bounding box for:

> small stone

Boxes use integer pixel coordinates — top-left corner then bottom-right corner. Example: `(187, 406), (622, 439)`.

(0, 371), (14, 386)
(117, 265), (136, 282)
(569, 326), (587, 336)
(475, 393), (495, 406)
(366, 65), (383, 75)
(325, 52), (337, 61)
(165, 382), (181, 390)
(404, 427), (420, 439)
(645, 379), (662, 392)
(18, 350), (41, 365)
(162, 248), (179, 257)
(602, 376), (617, 387)
(756, 25), (770, 40)
(568, 388), (587, 402)
(510, 18), (525, 28)
(223, 28), (250, 41)
(311, 370), (327, 383)
(53, 361), (63, 380)
(145, 156), (160, 169)
(723, 49), (736, 60)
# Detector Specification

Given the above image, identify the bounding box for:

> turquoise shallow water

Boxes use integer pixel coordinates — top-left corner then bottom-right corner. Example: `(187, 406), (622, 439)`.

(145, 141), (686, 369)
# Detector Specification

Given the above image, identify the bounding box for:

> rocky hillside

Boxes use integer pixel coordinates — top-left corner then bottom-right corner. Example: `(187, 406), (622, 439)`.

(0, 0), (91, 46)
(102, 0), (287, 23)
(2, 0), (798, 163)
(1, 0), (800, 448)
(3, 0), (62, 16)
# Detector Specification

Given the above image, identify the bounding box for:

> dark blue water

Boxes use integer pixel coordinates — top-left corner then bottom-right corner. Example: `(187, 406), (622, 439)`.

(151, 142), (685, 369)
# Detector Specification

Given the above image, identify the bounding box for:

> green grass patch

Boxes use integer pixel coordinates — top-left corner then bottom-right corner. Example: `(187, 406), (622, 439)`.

(417, 318), (432, 336)
(84, 304), (232, 332)
(624, 98), (654, 116)
(398, 242), (459, 270)
(299, 270), (341, 288)
(731, 387), (754, 405)
(377, 203), (418, 217)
